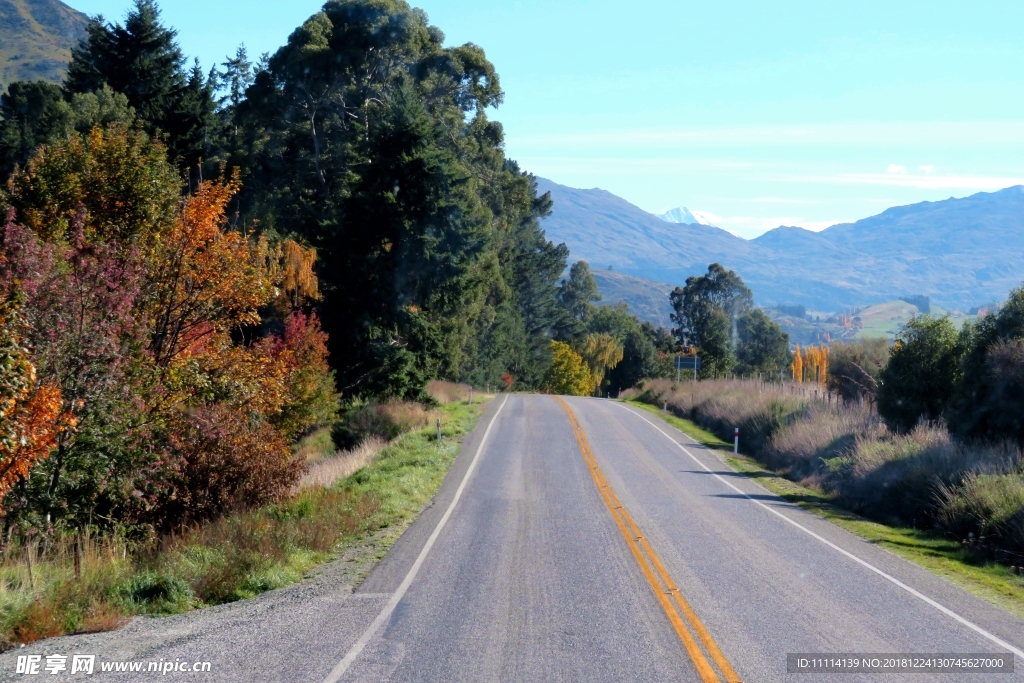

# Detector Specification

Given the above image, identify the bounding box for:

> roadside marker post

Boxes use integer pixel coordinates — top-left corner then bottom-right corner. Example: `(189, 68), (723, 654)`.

(436, 418), (441, 441)
(733, 427), (739, 455)
(663, 400), (668, 413)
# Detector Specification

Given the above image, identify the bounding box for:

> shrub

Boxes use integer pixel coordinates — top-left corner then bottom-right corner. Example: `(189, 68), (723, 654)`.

(138, 405), (304, 531)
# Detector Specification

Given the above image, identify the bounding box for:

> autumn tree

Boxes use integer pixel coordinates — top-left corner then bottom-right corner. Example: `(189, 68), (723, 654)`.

(574, 333), (624, 395)
(0, 292), (69, 511)
(791, 344), (804, 382)
(545, 341), (592, 396)
(2, 124), (179, 244)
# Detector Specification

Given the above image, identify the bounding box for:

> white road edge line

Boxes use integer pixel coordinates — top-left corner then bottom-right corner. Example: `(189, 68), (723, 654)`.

(323, 395), (510, 683)
(616, 402), (1024, 661)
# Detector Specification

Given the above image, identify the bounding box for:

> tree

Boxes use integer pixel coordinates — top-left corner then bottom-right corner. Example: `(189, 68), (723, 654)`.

(0, 82), (136, 180)
(735, 309), (790, 376)
(557, 260), (600, 329)
(699, 309), (735, 378)
(0, 292), (70, 511)
(791, 344), (803, 382)
(64, 0), (218, 170)
(0, 212), (149, 530)
(236, 0), (546, 400)
(0, 82), (69, 179)
(3, 124), (179, 244)
(877, 315), (960, 433)
(545, 341), (592, 396)
(946, 286), (1024, 442)
(670, 264), (749, 377)
(574, 333), (624, 395)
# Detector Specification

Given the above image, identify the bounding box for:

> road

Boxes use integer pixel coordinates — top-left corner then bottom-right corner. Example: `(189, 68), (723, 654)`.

(3, 394), (1022, 681)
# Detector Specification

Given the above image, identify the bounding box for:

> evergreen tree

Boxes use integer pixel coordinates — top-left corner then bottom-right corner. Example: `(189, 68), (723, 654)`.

(557, 260), (601, 330)
(64, 0), (217, 170)
(236, 0), (517, 399)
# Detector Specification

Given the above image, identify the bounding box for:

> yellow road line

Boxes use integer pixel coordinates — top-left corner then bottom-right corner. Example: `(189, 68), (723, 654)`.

(555, 396), (741, 683)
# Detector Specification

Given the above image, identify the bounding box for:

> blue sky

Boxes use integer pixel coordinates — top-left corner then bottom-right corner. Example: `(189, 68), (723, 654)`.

(71, 0), (1024, 238)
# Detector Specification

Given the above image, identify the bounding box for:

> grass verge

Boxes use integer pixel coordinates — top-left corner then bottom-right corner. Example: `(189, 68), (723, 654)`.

(0, 398), (489, 646)
(626, 399), (1024, 620)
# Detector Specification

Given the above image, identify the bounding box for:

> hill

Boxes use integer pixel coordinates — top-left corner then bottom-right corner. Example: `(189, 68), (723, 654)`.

(536, 178), (1024, 312)
(591, 269), (674, 328)
(0, 0), (89, 89)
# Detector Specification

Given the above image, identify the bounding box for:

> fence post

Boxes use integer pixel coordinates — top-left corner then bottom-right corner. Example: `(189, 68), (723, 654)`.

(74, 536), (81, 580)
(436, 418), (442, 441)
(734, 427), (739, 455)
(25, 543), (34, 591)
(468, 387), (473, 404)
(663, 400), (668, 413)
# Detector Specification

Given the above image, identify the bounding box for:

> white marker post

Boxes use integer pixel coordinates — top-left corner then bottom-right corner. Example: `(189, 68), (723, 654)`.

(663, 400), (668, 413)
(733, 427), (739, 454)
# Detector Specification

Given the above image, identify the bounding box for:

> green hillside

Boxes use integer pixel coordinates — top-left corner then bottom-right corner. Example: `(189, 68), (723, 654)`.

(0, 0), (88, 90)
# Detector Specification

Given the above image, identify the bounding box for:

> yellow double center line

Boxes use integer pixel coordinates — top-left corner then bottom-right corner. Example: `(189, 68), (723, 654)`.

(555, 397), (741, 683)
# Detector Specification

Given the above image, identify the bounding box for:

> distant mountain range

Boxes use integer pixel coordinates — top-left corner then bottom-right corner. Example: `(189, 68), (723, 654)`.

(535, 177), (1024, 313)
(0, 0), (88, 90)
(659, 206), (715, 226)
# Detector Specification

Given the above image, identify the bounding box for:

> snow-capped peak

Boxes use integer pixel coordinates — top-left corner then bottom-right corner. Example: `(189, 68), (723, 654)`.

(659, 207), (716, 226)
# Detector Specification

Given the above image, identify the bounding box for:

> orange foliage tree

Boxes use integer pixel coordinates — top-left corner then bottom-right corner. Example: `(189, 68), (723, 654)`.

(0, 294), (71, 510)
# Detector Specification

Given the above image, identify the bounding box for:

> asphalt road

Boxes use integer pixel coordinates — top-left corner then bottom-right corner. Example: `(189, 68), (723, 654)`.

(4, 394), (1023, 682)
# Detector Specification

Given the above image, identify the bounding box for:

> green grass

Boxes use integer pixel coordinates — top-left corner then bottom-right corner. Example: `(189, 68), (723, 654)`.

(0, 399), (489, 645)
(625, 399), (1024, 620)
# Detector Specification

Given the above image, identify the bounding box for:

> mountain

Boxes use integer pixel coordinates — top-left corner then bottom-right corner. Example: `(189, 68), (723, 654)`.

(659, 206), (715, 226)
(0, 0), (89, 90)
(536, 177), (1024, 312)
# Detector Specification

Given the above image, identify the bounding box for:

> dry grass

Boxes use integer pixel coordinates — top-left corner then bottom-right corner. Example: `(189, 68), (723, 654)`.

(300, 437), (387, 488)
(426, 380), (474, 404)
(634, 378), (1024, 560)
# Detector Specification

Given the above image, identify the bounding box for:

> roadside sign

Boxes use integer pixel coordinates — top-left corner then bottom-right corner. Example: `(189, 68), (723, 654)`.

(675, 356), (701, 370)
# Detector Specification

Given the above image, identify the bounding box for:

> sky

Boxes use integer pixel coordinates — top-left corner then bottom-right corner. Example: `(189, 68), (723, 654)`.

(70, 0), (1024, 238)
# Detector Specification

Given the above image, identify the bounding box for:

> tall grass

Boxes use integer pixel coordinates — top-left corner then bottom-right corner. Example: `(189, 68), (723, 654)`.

(427, 380), (476, 404)
(300, 437), (387, 488)
(633, 378), (1024, 563)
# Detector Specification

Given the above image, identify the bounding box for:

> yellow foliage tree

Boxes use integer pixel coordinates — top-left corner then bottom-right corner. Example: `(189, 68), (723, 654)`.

(545, 341), (593, 396)
(574, 333), (625, 395)
(802, 345), (829, 386)
(791, 344), (803, 382)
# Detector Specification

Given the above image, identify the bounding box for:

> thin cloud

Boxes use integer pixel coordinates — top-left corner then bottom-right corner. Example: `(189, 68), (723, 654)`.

(799, 173), (1024, 190)
(919, 164), (935, 172)
(887, 164), (907, 174)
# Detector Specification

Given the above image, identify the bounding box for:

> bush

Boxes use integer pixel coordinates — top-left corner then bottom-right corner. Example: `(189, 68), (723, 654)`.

(138, 405), (305, 531)
(827, 338), (888, 402)
(937, 471), (1024, 557)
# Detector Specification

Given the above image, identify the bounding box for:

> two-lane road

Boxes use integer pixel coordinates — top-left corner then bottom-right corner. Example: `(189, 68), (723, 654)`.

(335, 394), (1024, 682)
